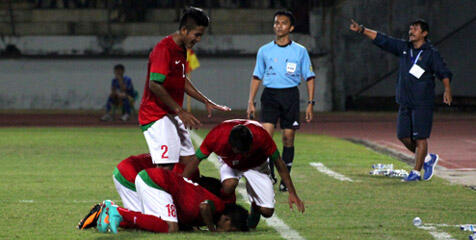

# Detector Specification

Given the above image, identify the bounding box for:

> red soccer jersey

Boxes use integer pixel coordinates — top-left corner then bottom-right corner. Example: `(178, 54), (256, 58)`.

(139, 35), (187, 125)
(196, 119), (279, 171)
(143, 168), (225, 226)
(116, 153), (200, 184)
(116, 153), (155, 184)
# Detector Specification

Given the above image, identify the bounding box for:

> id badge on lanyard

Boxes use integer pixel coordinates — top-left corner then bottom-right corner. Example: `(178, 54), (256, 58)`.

(409, 49), (424, 79)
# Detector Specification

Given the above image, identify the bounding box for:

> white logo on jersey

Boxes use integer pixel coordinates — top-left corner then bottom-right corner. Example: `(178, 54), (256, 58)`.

(175, 60), (180, 64)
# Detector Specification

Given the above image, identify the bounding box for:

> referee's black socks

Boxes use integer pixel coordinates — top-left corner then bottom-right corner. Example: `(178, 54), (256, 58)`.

(282, 146), (294, 173)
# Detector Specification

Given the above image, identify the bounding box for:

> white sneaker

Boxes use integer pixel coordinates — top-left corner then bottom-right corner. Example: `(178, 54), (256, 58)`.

(100, 114), (112, 121)
(120, 114), (130, 121)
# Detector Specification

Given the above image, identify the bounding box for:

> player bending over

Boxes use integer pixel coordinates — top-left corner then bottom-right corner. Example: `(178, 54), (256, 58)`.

(183, 119), (305, 228)
(96, 168), (248, 233)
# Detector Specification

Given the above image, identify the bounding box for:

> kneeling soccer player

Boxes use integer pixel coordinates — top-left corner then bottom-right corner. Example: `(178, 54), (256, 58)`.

(183, 119), (305, 228)
(97, 168), (249, 233)
(77, 153), (200, 230)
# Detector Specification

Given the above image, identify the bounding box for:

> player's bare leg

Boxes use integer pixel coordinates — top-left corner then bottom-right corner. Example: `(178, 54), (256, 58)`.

(399, 137), (416, 152)
(262, 123), (275, 137)
(247, 202), (274, 229)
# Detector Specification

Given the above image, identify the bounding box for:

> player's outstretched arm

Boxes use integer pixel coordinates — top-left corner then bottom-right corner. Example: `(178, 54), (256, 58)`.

(150, 80), (201, 129)
(274, 157), (305, 213)
(185, 77), (231, 118)
(350, 19), (377, 40)
(199, 202), (216, 232)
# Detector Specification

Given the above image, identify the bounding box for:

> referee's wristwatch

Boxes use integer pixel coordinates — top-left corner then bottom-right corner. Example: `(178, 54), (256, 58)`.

(307, 100), (315, 106)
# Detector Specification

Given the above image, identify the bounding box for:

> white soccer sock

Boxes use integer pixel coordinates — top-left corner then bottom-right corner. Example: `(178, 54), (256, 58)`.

(424, 154), (432, 163)
(411, 170), (421, 176)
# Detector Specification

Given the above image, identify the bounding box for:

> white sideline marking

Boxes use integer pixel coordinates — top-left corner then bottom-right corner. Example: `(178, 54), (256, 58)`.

(19, 200), (34, 203)
(191, 131), (305, 240)
(416, 225), (455, 240)
(309, 162), (353, 182)
(416, 223), (456, 240)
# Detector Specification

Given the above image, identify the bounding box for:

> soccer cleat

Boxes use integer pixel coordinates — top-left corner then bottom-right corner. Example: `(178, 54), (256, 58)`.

(423, 154), (439, 181)
(279, 182), (288, 192)
(402, 171), (421, 182)
(77, 203), (101, 230)
(108, 204), (123, 234)
(96, 200), (114, 233)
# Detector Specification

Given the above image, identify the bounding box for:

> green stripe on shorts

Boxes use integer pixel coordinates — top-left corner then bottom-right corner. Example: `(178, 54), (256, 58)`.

(113, 167), (136, 191)
(138, 170), (165, 191)
(140, 121), (156, 132)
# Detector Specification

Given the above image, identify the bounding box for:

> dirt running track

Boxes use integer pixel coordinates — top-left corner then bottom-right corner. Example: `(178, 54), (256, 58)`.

(1, 111), (474, 186)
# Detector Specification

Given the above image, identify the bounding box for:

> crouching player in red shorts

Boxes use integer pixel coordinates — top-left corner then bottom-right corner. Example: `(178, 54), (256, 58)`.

(97, 168), (249, 233)
(182, 119), (305, 228)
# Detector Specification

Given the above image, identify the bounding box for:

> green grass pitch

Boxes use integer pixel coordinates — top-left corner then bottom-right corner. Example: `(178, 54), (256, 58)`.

(0, 127), (474, 239)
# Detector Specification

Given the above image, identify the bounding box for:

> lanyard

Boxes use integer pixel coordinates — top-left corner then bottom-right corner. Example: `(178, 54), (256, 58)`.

(410, 49), (423, 65)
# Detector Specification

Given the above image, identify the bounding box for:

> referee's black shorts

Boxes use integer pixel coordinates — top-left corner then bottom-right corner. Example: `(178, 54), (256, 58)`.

(260, 87), (300, 129)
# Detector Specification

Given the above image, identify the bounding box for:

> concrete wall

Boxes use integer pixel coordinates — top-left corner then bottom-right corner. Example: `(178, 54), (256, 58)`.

(0, 34), (318, 55)
(310, 0), (476, 109)
(0, 57), (330, 111)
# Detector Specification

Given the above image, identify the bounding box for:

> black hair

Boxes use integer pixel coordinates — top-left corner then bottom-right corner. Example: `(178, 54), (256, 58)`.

(273, 9), (295, 26)
(179, 7), (209, 31)
(223, 204), (249, 232)
(411, 19), (429, 37)
(228, 125), (253, 153)
(197, 176), (222, 197)
(114, 64), (124, 71)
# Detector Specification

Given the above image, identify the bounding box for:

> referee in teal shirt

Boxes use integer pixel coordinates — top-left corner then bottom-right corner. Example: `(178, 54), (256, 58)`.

(247, 10), (316, 192)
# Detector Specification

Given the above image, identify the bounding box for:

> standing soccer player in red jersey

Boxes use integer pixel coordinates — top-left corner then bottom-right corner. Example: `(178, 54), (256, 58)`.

(183, 119), (305, 228)
(96, 168), (249, 234)
(139, 7), (230, 170)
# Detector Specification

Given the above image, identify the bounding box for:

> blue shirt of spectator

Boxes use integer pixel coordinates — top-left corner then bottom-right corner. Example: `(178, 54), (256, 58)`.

(112, 75), (135, 97)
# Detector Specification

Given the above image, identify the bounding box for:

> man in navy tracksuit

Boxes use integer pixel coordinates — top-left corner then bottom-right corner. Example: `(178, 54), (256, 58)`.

(349, 19), (453, 182)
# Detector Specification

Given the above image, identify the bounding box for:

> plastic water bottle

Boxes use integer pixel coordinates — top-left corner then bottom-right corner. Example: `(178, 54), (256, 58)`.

(469, 233), (476, 240)
(461, 224), (475, 232)
(372, 163), (393, 170)
(413, 217), (422, 226)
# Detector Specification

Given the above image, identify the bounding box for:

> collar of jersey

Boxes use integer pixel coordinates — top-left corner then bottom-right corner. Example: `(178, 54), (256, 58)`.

(274, 40), (293, 48)
(166, 35), (186, 53)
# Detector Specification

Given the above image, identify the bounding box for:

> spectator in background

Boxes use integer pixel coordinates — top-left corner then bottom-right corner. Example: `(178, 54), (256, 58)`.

(101, 64), (137, 122)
